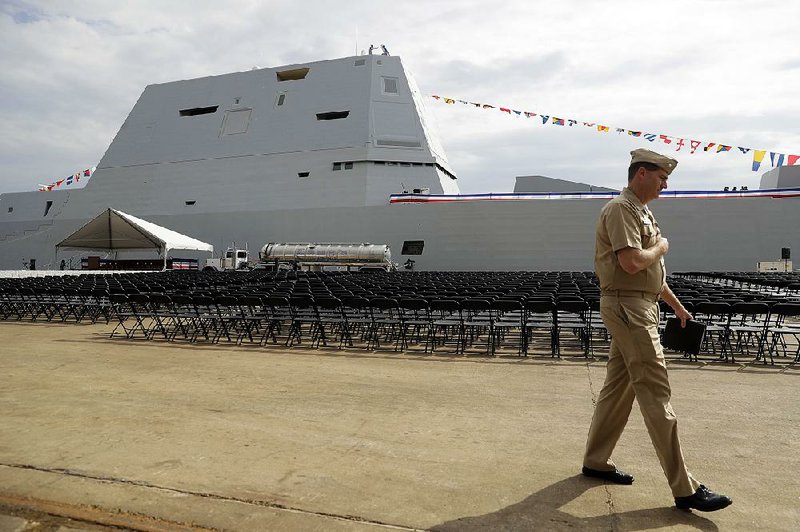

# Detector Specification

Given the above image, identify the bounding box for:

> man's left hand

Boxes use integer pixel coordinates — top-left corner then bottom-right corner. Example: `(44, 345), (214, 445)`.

(675, 307), (692, 328)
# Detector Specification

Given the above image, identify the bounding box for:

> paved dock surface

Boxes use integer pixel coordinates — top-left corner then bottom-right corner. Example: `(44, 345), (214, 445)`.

(0, 321), (798, 531)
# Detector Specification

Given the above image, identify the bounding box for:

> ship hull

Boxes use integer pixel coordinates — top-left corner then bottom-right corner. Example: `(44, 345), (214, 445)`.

(1, 195), (796, 272)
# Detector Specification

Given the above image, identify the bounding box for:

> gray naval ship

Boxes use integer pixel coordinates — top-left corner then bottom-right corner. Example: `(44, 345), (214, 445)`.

(1, 53), (799, 272)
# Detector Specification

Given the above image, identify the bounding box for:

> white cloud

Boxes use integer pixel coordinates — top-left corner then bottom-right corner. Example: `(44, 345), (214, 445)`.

(1, 0), (799, 193)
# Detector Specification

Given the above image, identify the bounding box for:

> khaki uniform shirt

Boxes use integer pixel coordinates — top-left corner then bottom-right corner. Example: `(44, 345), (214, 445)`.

(595, 187), (666, 294)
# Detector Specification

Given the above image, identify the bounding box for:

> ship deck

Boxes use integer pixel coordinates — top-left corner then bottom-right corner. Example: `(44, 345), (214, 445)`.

(0, 320), (798, 531)
(388, 186), (800, 202)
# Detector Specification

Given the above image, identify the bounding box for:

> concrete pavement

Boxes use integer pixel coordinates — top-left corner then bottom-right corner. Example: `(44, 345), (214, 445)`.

(0, 321), (798, 531)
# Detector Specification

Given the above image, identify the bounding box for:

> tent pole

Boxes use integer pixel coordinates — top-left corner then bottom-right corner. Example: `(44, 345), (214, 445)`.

(107, 209), (113, 250)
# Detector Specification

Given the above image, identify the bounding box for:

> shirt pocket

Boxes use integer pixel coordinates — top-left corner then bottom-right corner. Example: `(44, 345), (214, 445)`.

(641, 224), (655, 249)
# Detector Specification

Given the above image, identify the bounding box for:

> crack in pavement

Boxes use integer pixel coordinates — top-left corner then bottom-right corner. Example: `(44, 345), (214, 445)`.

(0, 462), (419, 531)
(584, 361), (620, 529)
(585, 361), (599, 409)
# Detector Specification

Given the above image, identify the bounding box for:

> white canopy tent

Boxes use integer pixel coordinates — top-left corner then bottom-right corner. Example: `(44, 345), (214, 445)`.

(56, 208), (213, 270)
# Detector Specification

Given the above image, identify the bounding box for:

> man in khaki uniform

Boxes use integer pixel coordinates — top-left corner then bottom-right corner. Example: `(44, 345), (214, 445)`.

(581, 148), (732, 512)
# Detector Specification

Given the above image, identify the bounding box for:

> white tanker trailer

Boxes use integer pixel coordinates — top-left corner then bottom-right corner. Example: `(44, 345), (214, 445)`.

(259, 242), (395, 271)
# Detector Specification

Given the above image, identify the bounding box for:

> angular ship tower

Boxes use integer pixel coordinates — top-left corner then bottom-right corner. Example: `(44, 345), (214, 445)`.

(1, 54), (798, 271)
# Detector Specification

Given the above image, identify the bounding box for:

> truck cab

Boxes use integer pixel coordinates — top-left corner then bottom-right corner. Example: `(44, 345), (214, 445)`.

(204, 246), (251, 271)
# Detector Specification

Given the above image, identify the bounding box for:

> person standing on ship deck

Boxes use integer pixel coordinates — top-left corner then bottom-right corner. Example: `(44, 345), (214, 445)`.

(581, 148), (732, 512)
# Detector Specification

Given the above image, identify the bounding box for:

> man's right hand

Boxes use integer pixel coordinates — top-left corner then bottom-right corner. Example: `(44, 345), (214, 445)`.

(618, 237), (670, 274)
(658, 237), (669, 256)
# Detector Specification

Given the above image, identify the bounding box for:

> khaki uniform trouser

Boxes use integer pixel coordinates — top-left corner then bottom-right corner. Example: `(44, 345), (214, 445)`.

(583, 295), (700, 497)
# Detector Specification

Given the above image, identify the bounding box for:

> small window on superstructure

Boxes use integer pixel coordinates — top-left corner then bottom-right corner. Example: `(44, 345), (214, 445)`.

(276, 93), (286, 107)
(234, 97), (241, 105)
(332, 162), (342, 171)
(44, 200), (53, 217)
(382, 77), (398, 94)
(179, 106), (219, 117)
(276, 68), (309, 81)
(7, 206), (12, 213)
(354, 58), (366, 66)
(344, 162), (353, 170)
(185, 200), (196, 206)
(298, 171), (310, 178)
(316, 111), (350, 120)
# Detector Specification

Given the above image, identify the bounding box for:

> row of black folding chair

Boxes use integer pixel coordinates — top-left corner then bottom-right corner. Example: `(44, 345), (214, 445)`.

(683, 300), (793, 364)
(428, 298), (559, 357)
(0, 287), (111, 324)
(111, 293), (231, 342)
(251, 296), (557, 356)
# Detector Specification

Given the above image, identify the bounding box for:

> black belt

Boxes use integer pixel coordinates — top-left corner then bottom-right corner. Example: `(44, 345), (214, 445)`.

(601, 290), (660, 302)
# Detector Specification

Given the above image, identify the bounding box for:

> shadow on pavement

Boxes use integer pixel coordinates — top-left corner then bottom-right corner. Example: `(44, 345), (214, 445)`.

(431, 475), (718, 532)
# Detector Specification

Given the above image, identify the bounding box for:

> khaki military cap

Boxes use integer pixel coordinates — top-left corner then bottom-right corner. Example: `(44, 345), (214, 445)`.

(630, 148), (678, 174)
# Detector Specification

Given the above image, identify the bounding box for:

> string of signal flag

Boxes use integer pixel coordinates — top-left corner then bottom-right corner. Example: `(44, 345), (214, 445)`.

(37, 167), (95, 191)
(430, 95), (798, 172)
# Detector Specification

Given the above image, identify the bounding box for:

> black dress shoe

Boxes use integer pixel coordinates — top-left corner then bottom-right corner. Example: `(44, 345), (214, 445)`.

(581, 466), (634, 485)
(675, 485), (732, 512)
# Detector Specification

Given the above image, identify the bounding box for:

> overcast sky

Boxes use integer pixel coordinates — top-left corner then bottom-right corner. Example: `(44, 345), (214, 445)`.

(1, 0), (799, 194)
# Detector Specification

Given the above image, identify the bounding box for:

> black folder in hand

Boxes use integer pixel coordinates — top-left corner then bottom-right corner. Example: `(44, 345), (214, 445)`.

(662, 318), (706, 356)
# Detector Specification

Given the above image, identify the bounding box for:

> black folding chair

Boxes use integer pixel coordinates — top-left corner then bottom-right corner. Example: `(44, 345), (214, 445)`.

(555, 299), (589, 357)
(0, 287), (13, 320)
(427, 299), (462, 354)
(89, 288), (113, 324)
(458, 299), (492, 355)
(490, 299), (524, 356)
(126, 293), (153, 339)
(727, 301), (771, 362)
(524, 299), (556, 357)
(166, 294), (194, 341)
(694, 301), (732, 361)
(236, 295), (267, 344)
(313, 296), (345, 348)
(212, 295), (240, 343)
(340, 296), (372, 348)
(146, 293), (174, 339)
(261, 295), (291, 345)
(398, 298), (431, 351)
(190, 295), (216, 342)
(367, 297), (401, 350)
(285, 294), (317, 347)
(763, 302), (800, 364)
(109, 293), (134, 339)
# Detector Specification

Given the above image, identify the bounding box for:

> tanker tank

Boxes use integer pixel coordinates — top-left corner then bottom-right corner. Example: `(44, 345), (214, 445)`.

(260, 242), (393, 271)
